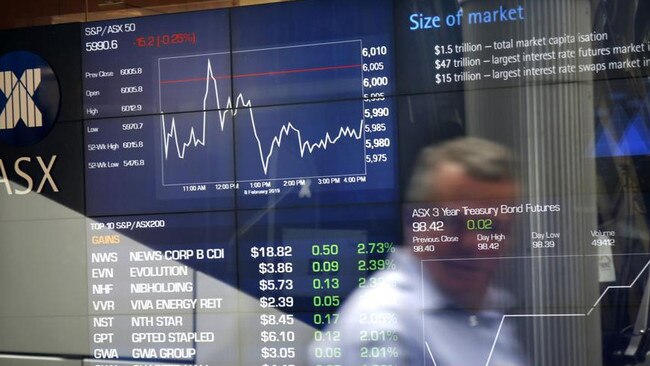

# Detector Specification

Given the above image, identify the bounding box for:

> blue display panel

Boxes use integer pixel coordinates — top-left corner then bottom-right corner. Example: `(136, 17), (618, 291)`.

(83, 0), (399, 215)
(82, 11), (235, 215)
(231, 0), (395, 105)
(82, 10), (231, 119)
(231, 40), (363, 107)
(394, 0), (579, 93)
(394, 0), (650, 94)
(231, 0), (398, 207)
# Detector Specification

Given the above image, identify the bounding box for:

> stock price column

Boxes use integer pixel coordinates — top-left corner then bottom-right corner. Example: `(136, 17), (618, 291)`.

(237, 204), (400, 366)
(86, 212), (239, 366)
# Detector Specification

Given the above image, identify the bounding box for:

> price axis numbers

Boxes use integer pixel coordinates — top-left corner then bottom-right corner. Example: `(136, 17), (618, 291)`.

(362, 44), (394, 168)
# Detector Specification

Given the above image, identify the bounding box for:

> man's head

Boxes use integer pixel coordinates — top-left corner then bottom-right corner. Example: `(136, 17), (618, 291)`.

(407, 137), (517, 202)
(407, 137), (519, 309)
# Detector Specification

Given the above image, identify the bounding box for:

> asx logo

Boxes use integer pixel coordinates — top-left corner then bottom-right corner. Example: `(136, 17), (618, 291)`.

(0, 51), (59, 146)
(0, 51), (61, 195)
(0, 67), (43, 129)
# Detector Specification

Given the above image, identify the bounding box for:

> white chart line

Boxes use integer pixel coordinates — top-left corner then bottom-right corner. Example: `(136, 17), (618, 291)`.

(424, 341), (438, 366)
(586, 259), (650, 316)
(231, 39), (362, 54)
(161, 59), (364, 173)
(421, 252), (650, 262)
(484, 314), (586, 366)
(159, 44), (366, 184)
(419, 258), (650, 366)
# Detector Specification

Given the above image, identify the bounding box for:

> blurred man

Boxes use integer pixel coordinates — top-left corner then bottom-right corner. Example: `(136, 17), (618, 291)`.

(309, 137), (528, 366)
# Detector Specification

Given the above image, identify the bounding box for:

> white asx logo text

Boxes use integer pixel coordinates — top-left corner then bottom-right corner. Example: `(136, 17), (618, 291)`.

(0, 156), (58, 195)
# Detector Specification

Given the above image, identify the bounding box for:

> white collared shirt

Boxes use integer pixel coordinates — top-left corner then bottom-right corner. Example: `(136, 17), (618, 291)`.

(308, 248), (529, 366)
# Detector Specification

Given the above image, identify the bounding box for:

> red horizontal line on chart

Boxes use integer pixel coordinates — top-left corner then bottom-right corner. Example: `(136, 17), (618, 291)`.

(160, 63), (362, 84)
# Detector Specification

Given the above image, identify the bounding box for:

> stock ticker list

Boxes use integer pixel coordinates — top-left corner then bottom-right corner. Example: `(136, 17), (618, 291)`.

(86, 212), (240, 366)
(86, 205), (401, 366)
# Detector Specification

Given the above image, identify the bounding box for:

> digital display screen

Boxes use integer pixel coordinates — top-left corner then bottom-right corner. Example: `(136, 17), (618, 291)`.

(0, 0), (649, 365)
(83, 0), (397, 215)
(83, 10), (235, 215)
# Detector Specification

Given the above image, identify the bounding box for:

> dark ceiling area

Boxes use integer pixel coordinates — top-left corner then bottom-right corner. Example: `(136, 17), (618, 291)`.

(0, 0), (287, 30)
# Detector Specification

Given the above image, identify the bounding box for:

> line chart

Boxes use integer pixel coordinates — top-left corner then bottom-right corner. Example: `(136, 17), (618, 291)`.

(420, 256), (650, 366)
(161, 60), (365, 175)
(161, 60), (229, 161)
(158, 41), (367, 185)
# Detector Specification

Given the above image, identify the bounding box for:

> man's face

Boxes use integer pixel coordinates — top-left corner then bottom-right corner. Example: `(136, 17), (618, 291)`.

(417, 162), (519, 308)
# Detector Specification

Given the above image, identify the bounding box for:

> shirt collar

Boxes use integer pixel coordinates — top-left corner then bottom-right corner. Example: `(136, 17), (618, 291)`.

(390, 248), (517, 313)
